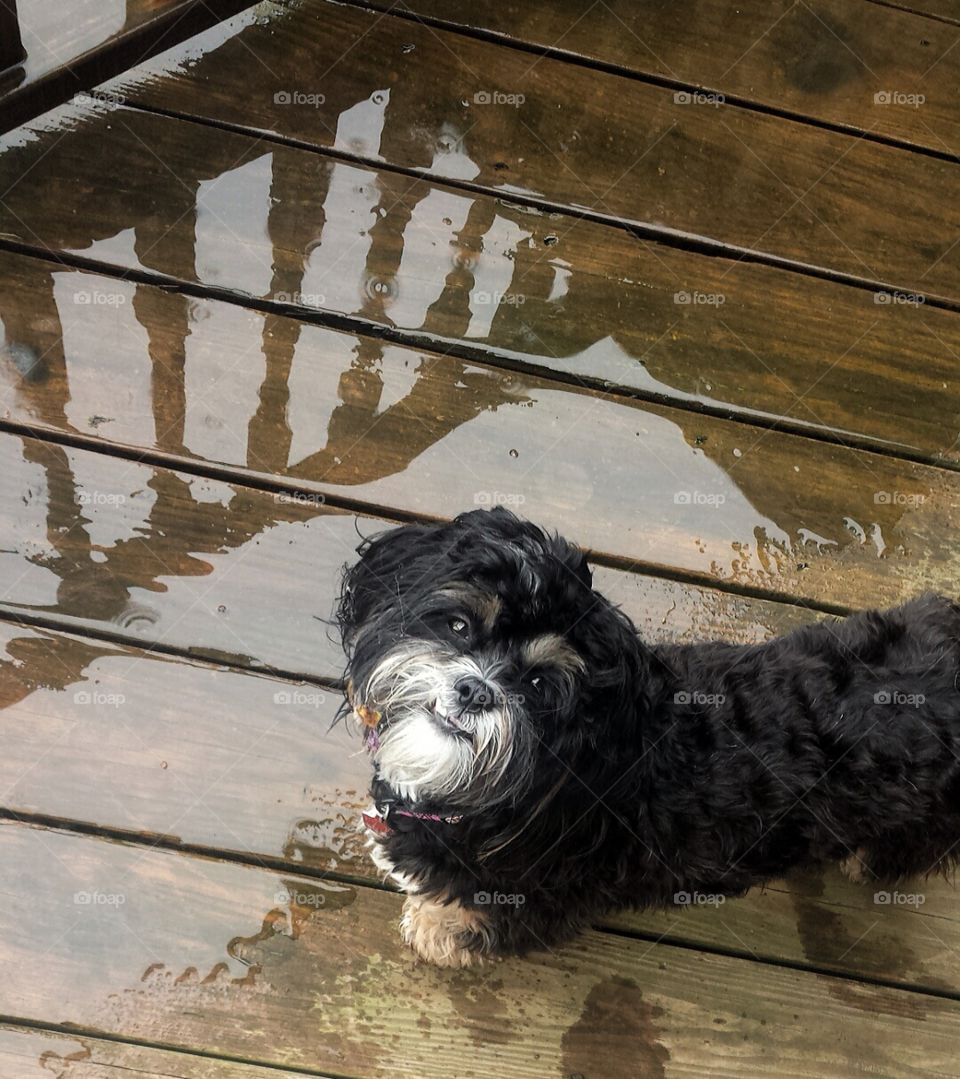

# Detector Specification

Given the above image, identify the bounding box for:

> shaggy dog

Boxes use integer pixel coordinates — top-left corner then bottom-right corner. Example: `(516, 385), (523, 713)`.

(337, 507), (960, 967)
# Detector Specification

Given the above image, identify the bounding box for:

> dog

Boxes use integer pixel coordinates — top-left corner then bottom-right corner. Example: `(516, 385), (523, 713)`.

(337, 507), (960, 967)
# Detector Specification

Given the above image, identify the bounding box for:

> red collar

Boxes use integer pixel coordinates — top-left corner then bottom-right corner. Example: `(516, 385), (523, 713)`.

(362, 804), (463, 836)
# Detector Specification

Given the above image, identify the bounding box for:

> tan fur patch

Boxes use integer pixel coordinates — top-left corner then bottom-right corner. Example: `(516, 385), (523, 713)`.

(839, 848), (869, 883)
(400, 894), (494, 967)
(435, 586), (502, 631)
(523, 633), (584, 674)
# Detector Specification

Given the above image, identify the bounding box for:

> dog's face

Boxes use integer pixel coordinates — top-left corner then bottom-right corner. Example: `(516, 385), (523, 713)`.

(338, 508), (633, 810)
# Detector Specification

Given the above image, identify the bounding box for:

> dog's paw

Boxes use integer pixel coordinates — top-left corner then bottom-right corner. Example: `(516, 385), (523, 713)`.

(839, 847), (870, 883)
(400, 895), (493, 968)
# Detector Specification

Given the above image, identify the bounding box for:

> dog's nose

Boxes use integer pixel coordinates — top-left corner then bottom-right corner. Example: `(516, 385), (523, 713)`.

(454, 675), (496, 714)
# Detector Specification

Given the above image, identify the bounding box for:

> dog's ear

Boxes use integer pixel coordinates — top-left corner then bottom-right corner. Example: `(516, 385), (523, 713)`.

(337, 520), (442, 640)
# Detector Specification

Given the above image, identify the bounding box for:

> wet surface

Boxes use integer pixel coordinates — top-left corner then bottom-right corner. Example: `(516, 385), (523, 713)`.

(1, 255), (957, 611)
(3, 822), (958, 1077)
(2, 97), (960, 461)
(102, 0), (960, 302)
(2, 2), (960, 1070)
(335, 0), (960, 156)
(0, 0), (191, 97)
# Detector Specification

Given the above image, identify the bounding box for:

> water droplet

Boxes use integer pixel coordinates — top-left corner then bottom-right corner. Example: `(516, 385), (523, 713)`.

(509, 448), (519, 458)
(733, 448), (742, 458)
(402, 43), (416, 53)
(160, 760), (168, 770)
(543, 234), (559, 246)
(217, 605), (227, 614)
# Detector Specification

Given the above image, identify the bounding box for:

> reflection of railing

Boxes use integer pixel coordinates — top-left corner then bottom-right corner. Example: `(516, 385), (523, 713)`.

(0, 1), (26, 84)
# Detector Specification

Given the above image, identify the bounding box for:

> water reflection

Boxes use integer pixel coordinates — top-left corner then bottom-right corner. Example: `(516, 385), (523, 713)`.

(0, 100), (950, 626)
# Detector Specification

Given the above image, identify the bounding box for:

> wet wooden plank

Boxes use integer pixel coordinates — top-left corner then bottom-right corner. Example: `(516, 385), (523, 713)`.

(1, 261), (958, 612)
(0, 426), (818, 676)
(10, 619), (960, 998)
(110, 1), (960, 299)
(3, 108), (958, 468)
(0, 0), (253, 132)
(0, 1023), (322, 1078)
(330, 0), (960, 155)
(3, 822), (959, 1078)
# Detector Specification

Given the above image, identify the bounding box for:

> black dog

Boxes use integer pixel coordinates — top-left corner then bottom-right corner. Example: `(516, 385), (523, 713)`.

(337, 507), (960, 966)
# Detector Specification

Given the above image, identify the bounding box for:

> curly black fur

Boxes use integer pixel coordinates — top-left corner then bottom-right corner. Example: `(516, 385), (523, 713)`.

(338, 507), (960, 960)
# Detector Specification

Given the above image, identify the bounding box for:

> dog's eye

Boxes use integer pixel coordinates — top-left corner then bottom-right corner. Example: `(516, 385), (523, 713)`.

(449, 616), (470, 638)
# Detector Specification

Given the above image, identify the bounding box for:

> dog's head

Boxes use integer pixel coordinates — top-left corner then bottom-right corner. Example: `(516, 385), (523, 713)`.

(337, 508), (641, 811)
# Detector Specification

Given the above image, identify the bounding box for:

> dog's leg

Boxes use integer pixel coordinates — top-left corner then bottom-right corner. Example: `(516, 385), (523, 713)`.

(400, 893), (495, 967)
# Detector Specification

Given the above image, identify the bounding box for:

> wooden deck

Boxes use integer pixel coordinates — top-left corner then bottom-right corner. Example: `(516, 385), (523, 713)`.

(1, 0), (960, 1074)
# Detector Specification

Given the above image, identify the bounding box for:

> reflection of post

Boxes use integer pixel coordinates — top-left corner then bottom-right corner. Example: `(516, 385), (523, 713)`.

(0, 1), (26, 78)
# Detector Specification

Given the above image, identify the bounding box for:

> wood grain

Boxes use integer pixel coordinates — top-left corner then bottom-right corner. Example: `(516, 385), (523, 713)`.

(111, 0), (960, 299)
(330, 0), (960, 155)
(2, 256), (959, 612)
(0, 425), (820, 678)
(4, 101), (959, 466)
(3, 822), (959, 1078)
(0, 1023), (324, 1078)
